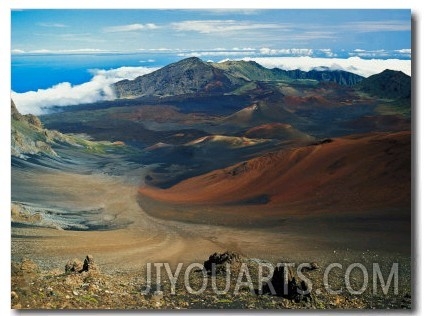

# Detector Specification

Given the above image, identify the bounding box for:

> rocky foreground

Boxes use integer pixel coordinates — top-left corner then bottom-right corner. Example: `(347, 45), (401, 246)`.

(11, 252), (411, 310)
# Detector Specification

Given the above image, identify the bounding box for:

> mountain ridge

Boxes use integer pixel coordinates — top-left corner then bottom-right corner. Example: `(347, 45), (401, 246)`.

(215, 60), (364, 86)
(113, 57), (365, 99)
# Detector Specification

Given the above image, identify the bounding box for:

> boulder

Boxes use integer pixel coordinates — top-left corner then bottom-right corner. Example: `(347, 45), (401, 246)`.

(81, 255), (98, 272)
(65, 255), (98, 273)
(261, 264), (311, 302)
(65, 258), (83, 273)
(203, 251), (241, 274)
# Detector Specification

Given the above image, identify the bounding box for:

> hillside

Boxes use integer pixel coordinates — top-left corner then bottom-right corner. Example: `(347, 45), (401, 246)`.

(11, 100), (123, 159)
(214, 60), (364, 85)
(244, 123), (314, 141)
(213, 60), (291, 82)
(357, 69), (411, 99)
(282, 68), (363, 86)
(113, 57), (247, 98)
(222, 101), (301, 128)
(139, 131), (410, 213)
(12, 99), (60, 158)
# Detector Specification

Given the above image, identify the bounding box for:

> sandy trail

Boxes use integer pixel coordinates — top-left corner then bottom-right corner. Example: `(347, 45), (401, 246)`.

(12, 163), (410, 273)
(11, 168), (314, 271)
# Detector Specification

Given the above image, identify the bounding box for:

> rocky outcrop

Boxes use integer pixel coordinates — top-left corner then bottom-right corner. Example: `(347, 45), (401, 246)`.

(65, 255), (98, 274)
(65, 258), (84, 273)
(12, 100), (43, 127)
(11, 258), (40, 276)
(11, 100), (23, 121)
(11, 99), (107, 159)
(11, 100), (57, 158)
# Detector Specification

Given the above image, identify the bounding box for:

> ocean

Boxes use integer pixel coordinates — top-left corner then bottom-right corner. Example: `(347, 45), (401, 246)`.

(11, 53), (181, 93)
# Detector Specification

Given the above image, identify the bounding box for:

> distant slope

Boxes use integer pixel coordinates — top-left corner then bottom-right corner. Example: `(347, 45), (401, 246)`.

(214, 60), (364, 86)
(244, 123), (314, 141)
(357, 69), (411, 99)
(113, 57), (247, 98)
(139, 131), (410, 212)
(213, 60), (291, 82)
(222, 101), (301, 128)
(113, 57), (365, 99)
(282, 68), (363, 86)
(141, 134), (277, 188)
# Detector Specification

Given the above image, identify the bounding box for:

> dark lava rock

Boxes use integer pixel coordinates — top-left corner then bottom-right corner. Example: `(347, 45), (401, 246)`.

(65, 258), (83, 273)
(65, 255), (98, 274)
(203, 251), (241, 274)
(260, 264), (311, 302)
(81, 255), (98, 272)
(301, 262), (319, 272)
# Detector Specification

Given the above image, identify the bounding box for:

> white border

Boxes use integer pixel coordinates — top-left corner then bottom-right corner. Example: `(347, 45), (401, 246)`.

(2, 1), (421, 316)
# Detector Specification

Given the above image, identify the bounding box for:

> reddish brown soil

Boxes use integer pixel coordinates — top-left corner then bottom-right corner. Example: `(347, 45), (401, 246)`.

(139, 131), (410, 214)
(244, 123), (313, 141)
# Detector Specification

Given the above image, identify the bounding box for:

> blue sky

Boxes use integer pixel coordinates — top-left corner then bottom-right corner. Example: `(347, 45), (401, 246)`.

(11, 9), (411, 59)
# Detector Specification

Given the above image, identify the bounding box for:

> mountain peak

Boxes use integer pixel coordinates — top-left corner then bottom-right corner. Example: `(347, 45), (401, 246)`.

(380, 69), (407, 76)
(113, 57), (247, 98)
(177, 56), (204, 64)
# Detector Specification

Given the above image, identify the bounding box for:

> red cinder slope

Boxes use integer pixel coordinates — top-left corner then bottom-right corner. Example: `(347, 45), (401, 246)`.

(139, 131), (410, 212)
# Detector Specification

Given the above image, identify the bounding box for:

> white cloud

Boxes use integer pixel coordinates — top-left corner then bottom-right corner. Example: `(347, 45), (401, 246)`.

(258, 48), (337, 57)
(232, 47), (256, 51)
(319, 49), (336, 57)
(104, 23), (158, 33)
(348, 49), (390, 58)
(350, 48), (411, 59)
(139, 59), (155, 63)
(38, 22), (68, 28)
(30, 49), (52, 54)
(286, 31), (337, 40)
(237, 56), (411, 78)
(260, 47), (314, 56)
(178, 50), (256, 57)
(11, 49), (25, 54)
(346, 20), (410, 32)
(138, 48), (180, 52)
(396, 48), (411, 54)
(172, 20), (281, 34)
(12, 66), (158, 115)
(202, 9), (260, 16)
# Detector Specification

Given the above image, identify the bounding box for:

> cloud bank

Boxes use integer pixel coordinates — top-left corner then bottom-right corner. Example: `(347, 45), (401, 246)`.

(11, 47), (411, 60)
(103, 23), (158, 33)
(171, 20), (282, 34)
(237, 56), (411, 78)
(12, 56), (411, 116)
(12, 66), (157, 115)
